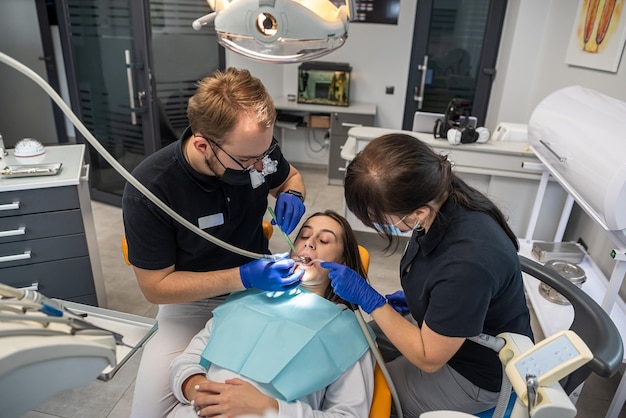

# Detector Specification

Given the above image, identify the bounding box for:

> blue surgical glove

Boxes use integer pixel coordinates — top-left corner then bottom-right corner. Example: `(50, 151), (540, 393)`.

(240, 252), (304, 291)
(272, 192), (306, 235)
(386, 290), (410, 315)
(320, 261), (386, 314)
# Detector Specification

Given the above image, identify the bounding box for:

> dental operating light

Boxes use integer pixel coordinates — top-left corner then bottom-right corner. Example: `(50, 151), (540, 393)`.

(193, 0), (356, 63)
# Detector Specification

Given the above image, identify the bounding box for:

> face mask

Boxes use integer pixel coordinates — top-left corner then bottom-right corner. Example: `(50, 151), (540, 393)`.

(373, 223), (404, 236)
(373, 219), (424, 236)
(219, 168), (252, 186)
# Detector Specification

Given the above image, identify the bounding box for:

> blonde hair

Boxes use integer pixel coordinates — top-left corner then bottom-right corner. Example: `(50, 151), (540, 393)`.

(187, 67), (276, 145)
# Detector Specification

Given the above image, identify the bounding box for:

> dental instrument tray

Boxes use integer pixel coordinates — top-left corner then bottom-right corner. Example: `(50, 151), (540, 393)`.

(531, 241), (586, 264)
(1, 162), (62, 178)
(56, 300), (157, 381)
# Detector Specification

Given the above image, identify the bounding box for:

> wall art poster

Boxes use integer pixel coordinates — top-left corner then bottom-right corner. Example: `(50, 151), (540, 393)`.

(565, 0), (626, 72)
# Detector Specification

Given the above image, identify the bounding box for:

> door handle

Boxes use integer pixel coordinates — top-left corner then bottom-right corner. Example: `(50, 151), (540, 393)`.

(414, 55), (429, 110)
(124, 50), (146, 126)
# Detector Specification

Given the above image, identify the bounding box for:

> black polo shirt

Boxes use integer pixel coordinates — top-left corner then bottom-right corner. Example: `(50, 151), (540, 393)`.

(400, 198), (533, 392)
(122, 127), (290, 272)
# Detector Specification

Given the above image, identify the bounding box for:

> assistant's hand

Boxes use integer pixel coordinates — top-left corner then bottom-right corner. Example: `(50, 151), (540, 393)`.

(273, 192), (306, 234)
(386, 290), (410, 314)
(321, 261), (386, 314)
(240, 252), (304, 291)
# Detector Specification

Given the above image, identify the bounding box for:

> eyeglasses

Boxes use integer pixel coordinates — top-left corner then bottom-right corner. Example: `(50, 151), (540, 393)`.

(200, 134), (277, 172)
(390, 214), (410, 227)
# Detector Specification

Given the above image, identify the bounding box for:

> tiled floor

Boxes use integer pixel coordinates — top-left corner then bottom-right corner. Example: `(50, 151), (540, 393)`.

(19, 165), (626, 418)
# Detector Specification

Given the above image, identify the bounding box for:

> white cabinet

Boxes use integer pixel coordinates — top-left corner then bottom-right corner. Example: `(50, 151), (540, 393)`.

(0, 145), (106, 306)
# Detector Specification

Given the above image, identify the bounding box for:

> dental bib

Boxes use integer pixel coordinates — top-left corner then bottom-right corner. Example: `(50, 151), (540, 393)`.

(200, 288), (371, 401)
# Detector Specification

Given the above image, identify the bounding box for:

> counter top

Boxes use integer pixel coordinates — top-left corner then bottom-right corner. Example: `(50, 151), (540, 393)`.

(0, 144), (85, 192)
(345, 126), (534, 157)
(274, 97), (377, 115)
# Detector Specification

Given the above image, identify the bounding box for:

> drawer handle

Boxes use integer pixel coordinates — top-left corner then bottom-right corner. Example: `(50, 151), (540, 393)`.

(0, 201), (20, 211)
(0, 226), (26, 238)
(0, 250), (31, 263)
(341, 122), (362, 128)
(81, 163), (90, 181)
(338, 167), (346, 172)
(539, 139), (567, 163)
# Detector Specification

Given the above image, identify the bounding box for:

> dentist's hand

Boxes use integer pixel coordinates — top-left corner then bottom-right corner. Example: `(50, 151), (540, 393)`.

(320, 262), (386, 314)
(272, 192), (306, 234)
(386, 290), (410, 314)
(240, 253), (304, 291)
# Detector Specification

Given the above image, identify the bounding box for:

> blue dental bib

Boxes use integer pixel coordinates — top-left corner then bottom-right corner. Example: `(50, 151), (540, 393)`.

(200, 288), (371, 401)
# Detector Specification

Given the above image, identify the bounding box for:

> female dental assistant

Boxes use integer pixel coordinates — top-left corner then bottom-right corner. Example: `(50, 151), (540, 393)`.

(321, 134), (533, 417)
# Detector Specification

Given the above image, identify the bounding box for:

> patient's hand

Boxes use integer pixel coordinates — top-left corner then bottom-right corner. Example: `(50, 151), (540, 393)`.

(192, 378), (278, 417)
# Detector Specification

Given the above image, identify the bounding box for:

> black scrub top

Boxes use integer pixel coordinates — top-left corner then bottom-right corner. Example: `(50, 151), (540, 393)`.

(400, 198), (533, 392)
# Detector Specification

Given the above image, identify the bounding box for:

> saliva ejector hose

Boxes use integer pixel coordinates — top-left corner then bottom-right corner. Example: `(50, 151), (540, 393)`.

(0, 51), (278, 262)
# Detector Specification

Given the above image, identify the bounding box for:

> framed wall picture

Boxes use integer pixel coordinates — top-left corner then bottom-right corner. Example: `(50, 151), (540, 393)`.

(565, 0), (626, 73)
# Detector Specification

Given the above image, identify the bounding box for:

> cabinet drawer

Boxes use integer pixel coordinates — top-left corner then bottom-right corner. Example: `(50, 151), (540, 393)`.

(0, 234), (88, 268)
(0, 186), (80, 217)
(330, 113), (375, 137)
(1, 257), (96, 302)
(0, 209), (84, 243)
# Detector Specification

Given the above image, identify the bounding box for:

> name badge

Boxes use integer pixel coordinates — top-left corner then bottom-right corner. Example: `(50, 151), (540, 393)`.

(198, 213), (224, 229)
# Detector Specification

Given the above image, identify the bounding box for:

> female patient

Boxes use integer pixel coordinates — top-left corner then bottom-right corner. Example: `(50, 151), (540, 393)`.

(168, 210), (375, 417)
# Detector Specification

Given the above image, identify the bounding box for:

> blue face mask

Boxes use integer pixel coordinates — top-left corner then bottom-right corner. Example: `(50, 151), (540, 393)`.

(373, 216), (423, 236)
(373, 223), (404, 236)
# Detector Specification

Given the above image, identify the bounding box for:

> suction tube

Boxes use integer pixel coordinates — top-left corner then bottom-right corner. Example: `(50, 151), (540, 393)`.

(0, 51), (277, 262)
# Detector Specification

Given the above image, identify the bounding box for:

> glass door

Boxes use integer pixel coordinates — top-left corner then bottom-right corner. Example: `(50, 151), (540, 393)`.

(56, 0), (222, 206)
(402, 0), (508, 129)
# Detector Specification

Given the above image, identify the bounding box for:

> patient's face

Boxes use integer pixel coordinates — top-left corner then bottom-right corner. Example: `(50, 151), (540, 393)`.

(292, 215), (345, 289)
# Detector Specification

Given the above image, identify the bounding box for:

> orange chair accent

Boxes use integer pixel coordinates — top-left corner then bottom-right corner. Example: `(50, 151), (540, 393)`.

(358, 245), (370, 275)
(262, 220), (274, 240)
(122, 235), (130, 266)
(370, 362), (392, 418)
